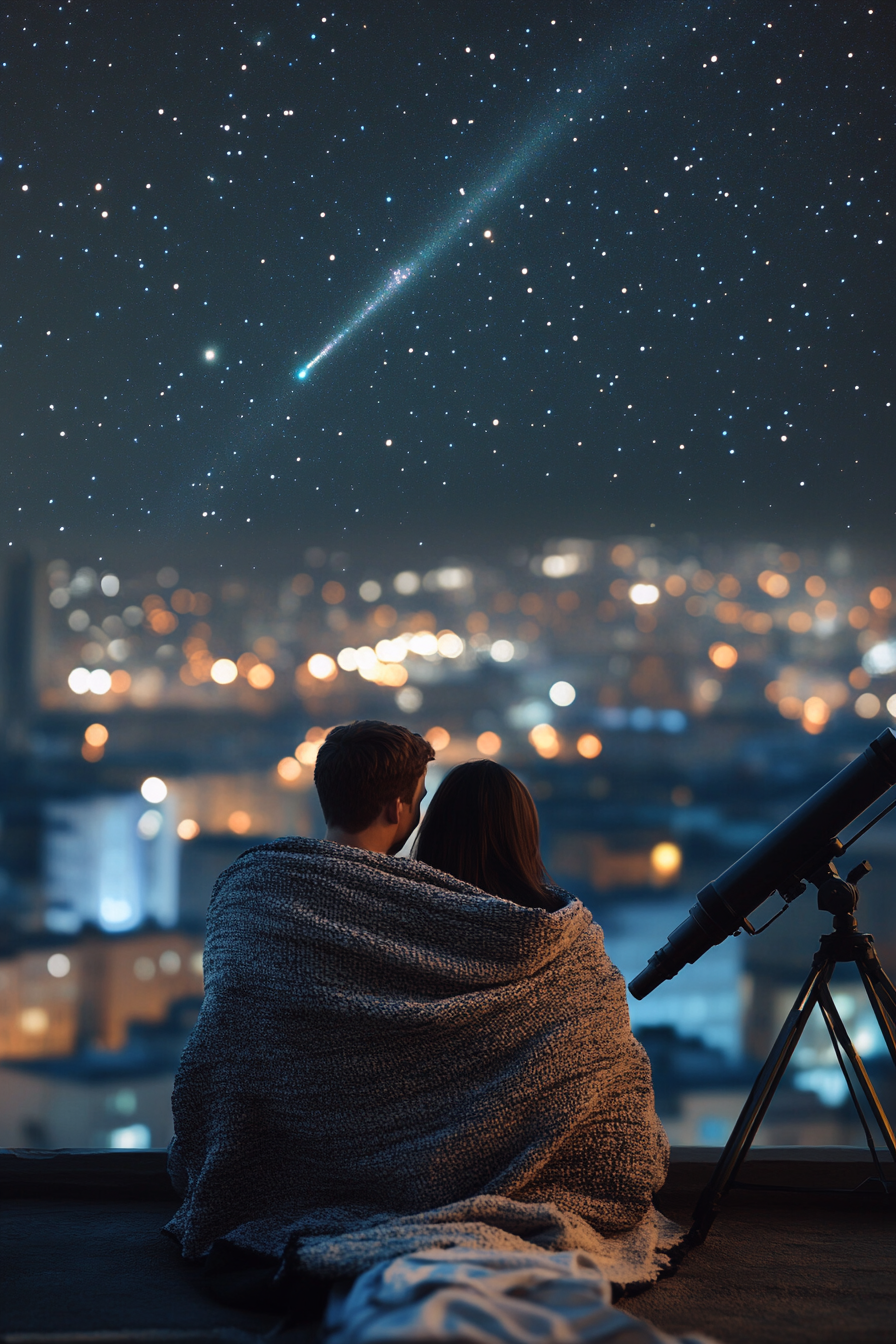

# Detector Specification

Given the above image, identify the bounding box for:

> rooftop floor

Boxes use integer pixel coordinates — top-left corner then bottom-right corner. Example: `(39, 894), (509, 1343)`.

(1, 1148), (893, 1344)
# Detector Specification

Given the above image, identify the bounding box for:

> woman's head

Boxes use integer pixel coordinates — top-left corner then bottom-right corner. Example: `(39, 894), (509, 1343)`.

(413, 760), (554, 908)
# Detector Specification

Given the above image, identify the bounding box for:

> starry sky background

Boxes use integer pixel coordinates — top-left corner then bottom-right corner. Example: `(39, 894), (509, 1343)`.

(2, 0), (892, 569)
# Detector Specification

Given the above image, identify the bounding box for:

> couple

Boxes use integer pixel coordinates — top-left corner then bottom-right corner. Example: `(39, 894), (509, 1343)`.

(167, 722), (697, 1343)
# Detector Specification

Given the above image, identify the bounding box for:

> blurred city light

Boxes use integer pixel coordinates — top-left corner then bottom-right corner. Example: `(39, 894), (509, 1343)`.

(109, 1124), (152, 1149)
(277, 756), (302, 781)
(140, 777), (167, 803)
(650, 842), (682, 881)
(490, 639), (514, 663)
(393, 570), (421, 595)
(549, 680), (576, 707)
(247, 662), (275, 689)
(529, 723), (560, 758)
(629, 583), (660, 605)
(137, 810), (163, 839)
(210, 658), (238, 684)
(476, 731), (501, 755)
(708, 643), (738, 670)
(307, 653), (338, 680)
(863, 641), (896, 677)
(436, 630), (464, 658)
(20, 1007), (50, 1035)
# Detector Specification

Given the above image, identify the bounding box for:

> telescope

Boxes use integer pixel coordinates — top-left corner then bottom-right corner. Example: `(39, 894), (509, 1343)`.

(630, 726), (896, 1000)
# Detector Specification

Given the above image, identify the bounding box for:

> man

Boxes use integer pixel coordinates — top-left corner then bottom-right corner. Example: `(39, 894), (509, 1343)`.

(166, 719), (674, 1310)
(316, 719), (432, 856)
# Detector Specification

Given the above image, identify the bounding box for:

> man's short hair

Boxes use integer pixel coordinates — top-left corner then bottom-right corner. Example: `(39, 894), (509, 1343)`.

(314, 720), (435, 833)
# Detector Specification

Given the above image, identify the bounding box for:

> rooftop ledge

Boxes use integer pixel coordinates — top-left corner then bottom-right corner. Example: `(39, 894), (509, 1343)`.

(1, 1142), (891, 1194)
(1, 1147), (893, 1344)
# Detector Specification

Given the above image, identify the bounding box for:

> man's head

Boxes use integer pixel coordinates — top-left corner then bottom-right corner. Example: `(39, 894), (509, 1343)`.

(315, 720), (435, 854)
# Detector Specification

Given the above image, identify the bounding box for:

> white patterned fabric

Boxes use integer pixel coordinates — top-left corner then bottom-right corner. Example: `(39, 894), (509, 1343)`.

(166, 838), (677, 1288)
(323, 1248), (718, 1344)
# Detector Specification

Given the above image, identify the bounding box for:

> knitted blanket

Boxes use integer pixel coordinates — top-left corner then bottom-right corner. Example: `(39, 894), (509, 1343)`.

(165, 838), (676, 1288)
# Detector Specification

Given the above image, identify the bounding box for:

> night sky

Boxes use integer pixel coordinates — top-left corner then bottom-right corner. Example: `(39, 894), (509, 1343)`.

(2, 1), (892, 567)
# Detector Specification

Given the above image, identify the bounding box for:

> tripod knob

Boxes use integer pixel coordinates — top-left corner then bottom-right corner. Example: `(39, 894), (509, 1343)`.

(817, 876), (859, 916)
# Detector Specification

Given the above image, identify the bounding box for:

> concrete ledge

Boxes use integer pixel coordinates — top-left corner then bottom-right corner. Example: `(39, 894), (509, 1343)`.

(0, 1149), (177, 1199)
(2, 1145), (892, 1201)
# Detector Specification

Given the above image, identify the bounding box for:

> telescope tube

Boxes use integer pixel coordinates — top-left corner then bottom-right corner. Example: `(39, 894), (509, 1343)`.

(629, 727), (896, 999)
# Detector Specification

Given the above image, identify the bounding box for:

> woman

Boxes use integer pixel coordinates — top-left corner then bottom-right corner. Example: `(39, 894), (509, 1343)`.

(413, 759), (565, 911)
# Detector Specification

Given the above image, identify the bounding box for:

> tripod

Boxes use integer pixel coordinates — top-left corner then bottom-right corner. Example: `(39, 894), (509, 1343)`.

(689, 859), (896, 1245)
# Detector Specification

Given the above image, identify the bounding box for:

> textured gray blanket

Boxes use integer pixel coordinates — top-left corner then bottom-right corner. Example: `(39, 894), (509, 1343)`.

(166, 839), (676, 1287)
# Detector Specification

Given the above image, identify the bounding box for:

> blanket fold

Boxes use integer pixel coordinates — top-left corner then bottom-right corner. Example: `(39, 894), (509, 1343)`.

(166, 838), (674, 1287)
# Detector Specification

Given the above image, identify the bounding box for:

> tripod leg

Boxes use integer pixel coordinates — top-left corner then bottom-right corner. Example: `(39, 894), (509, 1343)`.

(815, 981), (896, 1165)
(859, 962), (896, 1064)
(867, 963), (896, 1018)
(689, 962), (828, 1246)
(856, 963), (896, 1071)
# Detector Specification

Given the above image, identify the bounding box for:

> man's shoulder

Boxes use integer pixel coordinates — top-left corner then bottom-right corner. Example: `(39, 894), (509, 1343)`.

(218, 836), (426, 882)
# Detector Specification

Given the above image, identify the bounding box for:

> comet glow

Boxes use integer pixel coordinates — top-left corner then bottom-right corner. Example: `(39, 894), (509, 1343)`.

(294, 90), (592, 381)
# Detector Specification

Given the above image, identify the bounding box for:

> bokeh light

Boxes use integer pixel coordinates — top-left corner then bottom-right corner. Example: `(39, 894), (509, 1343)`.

(277, 756), (302, 781)
(651, 842), (682, 881)
(549, 680), (576, 706)
(140, 776), (167, 803)
(708, 643), (738, 670)
(137, 810), (163, 839)
(211, 658), (238, 684)
(307, 653), (338, 680)
(529, 723), (560, 758)
(476, 731), (501, 755)
(247, 662), (275, 689)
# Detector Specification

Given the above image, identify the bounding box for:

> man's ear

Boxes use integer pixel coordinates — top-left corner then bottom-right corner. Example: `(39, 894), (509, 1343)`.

(382, 797), (402, 826)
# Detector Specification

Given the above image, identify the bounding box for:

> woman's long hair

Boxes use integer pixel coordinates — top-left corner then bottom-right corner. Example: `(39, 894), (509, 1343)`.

(412, 760), (558, 910)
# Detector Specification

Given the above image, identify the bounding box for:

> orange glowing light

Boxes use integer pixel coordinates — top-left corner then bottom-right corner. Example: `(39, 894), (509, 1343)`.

(277, 757), (302, 781)
(247, 662), (275, 689)
(650, 842), (682, 880)
(708, 642), (738, 669)
(476, 731), (502, 756)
